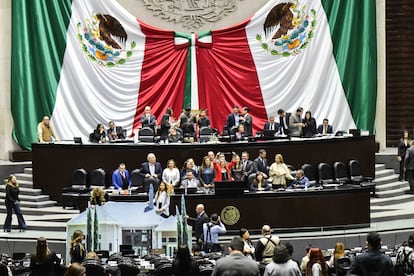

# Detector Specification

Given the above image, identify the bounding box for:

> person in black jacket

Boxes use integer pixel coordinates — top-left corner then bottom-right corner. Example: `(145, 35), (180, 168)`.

(3, 175), (26, 232)
(30, 237), (61, 276)
(398, 130), (411, 181)
(69, 230), (85, 264)
(186, 204), (209, 251)
(173, 245), (200, 276)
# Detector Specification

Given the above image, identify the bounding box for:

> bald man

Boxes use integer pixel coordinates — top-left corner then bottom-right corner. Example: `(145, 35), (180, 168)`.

(37, 116), (58, 143)
(186, 204), (209, 250)
(140, 106), (157, 131)
(255, 225), (280, 264)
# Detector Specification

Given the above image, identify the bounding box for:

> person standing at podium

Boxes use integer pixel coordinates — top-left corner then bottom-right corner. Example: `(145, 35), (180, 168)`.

(162, 159), (180, 188)
(186, 204), (209, 251)
(263, 116), (279, 131)
(37, 116), (58, 143)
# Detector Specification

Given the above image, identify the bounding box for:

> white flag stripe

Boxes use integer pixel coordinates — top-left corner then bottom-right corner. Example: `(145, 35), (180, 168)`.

(51, 0), (145, 141)
(246, 0), (356, 132)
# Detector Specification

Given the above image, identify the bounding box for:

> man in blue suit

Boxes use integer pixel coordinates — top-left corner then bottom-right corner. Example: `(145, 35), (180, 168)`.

(112, 163), (131, 190)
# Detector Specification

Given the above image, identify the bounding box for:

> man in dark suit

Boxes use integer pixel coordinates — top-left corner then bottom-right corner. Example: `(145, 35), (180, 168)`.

(107, 121), (125, 140)
(317, 118), (333, 135)
(241, 151), (254, 181)
(263, 116), (279, 131)
(253, 149), (269, 177)
(239, 106), (253, 137)
(277, 109), (289, 135)
(140, 106), (157, 131)
(405, 141), (414, 193)
(139, 153), (162, 192)
(186, 204), (209, 250)
(225, 106), (240, 133)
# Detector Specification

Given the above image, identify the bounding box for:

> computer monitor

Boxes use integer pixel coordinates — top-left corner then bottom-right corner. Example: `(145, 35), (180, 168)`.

(73, 137), (82, 144)
(214, 181), (245, 196)
(349, 129), (361, 137)
(263, 129), (278, 138)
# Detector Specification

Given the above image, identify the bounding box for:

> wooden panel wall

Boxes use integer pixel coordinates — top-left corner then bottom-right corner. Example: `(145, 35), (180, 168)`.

(386, 1), (414, 146)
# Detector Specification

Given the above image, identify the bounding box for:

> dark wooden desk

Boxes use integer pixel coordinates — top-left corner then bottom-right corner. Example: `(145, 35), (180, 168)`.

(32, 135), (376, 202)
(107, 185), (371, 231)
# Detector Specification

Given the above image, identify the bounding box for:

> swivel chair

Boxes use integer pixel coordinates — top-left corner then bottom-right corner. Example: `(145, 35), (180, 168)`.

(334, 161), (350, 184)
(318, 163), (336, 185)
(89, 168), (106, 188)
(349, 159), (375, 197)
(301, 164), (317, 186)
(139, 127), (155, 142)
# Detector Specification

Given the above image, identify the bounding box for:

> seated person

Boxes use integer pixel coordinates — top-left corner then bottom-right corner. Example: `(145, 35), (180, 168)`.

(250, 172), (270, 192)
(317, 118), (333, 135)
(112, 163), (131, 190)
(231, 124), (249, 141)
(288, 169), (311, 189)
(90, 123), (107, 143)
(180, 158), (199, 179)
(139, 153), (162, 192)
(140, 106), (157, 131)
(180, 171), (201, 191)
(199, 156), (216, 192)
(168, 127), (182, 143)
(107, 120), (125, 140)
(263, 116), (279, 131)
(90, 187), (109, 206)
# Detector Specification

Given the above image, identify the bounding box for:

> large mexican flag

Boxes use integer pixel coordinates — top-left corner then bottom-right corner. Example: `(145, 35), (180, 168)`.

(11, 0), (376, 150)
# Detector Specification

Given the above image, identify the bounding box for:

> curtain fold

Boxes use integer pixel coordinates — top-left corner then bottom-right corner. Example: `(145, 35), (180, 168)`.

(11, 0), (73, 150)
(321, 0), (377, 133)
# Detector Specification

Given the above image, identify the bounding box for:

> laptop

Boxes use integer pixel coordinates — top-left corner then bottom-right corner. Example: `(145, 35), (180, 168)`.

(214, 181), (245, 196)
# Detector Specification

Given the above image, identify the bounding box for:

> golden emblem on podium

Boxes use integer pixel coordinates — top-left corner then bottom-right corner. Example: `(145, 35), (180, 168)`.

(220, 206), (240, 225)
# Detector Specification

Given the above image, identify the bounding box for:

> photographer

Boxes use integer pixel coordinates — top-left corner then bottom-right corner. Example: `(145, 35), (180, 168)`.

(202, 213), (226, 253)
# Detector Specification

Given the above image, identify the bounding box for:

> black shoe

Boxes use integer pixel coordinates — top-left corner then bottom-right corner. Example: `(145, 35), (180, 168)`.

(4, 229), (11, 232)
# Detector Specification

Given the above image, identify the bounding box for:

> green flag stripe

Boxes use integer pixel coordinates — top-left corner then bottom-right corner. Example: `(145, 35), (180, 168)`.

(11, 0), (73, 150)
(321, 0), (377, 133)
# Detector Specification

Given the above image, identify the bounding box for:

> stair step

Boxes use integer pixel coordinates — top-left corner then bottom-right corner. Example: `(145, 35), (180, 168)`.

(24, 168), (33, 174)
(375, 187), (409, 198)
(0, 205), (79, 216)
(19, 200), (57, 208)
(0, 192), (50, 202)
(14, 173), (32, 182)
(375, 169), (395, 178)
(373, 174), (400, 185)
(371, 194), (414, 206)
(375, 164), (386, 171)
(14, 180), (33, 189)
(375, 181), (408, 192)
(0, 186), (42, 196)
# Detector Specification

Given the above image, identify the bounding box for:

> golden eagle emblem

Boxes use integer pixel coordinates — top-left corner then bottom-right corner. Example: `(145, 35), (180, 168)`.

(77, 13), (136, 68)
(257, 0), (317, 57)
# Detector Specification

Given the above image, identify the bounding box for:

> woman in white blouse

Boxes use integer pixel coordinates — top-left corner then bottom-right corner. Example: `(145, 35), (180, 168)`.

(269, 153), (294, 188)
(154, 182), (171, 218)
(162, 159), (181, 187)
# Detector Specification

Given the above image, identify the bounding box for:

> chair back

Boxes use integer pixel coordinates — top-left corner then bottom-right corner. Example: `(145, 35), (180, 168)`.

(89, 168), (106, 187)
(83, 262), (106, 276)
(349, 159), (361, 177)
(118, 262), (140, 276)
(318, 163), (334, 184)
(72, 168), (87, 186)
(334, 161), (349, 183)
(247, 173), (256, 189)
(130, 169), (142, 187)
(335, 257), (352, 276)
(301, 164), (316, 182)
(139, 127), (155, 142)
(199, 127), (213, 136)
(155, 263), (173, 276)
(230, 126), (238, 135)
(0, 263), (8, 276)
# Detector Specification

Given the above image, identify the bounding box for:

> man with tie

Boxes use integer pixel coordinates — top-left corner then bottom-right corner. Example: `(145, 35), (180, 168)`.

(107, 121), (125, 140)
(253, 149), (269, 177)
(263, 116), (280, 131)
(241, 151), (254, 181)
(277, 109), (289, 135)
(112, 163), (131, 190)
(225, 106), (240, 134)
(317, 118), (333, 135)
(139, 153), (163, 192)
(289, 107), (305, 137)
(239, 106), (253, 137)
(140, 106), (157, 131)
